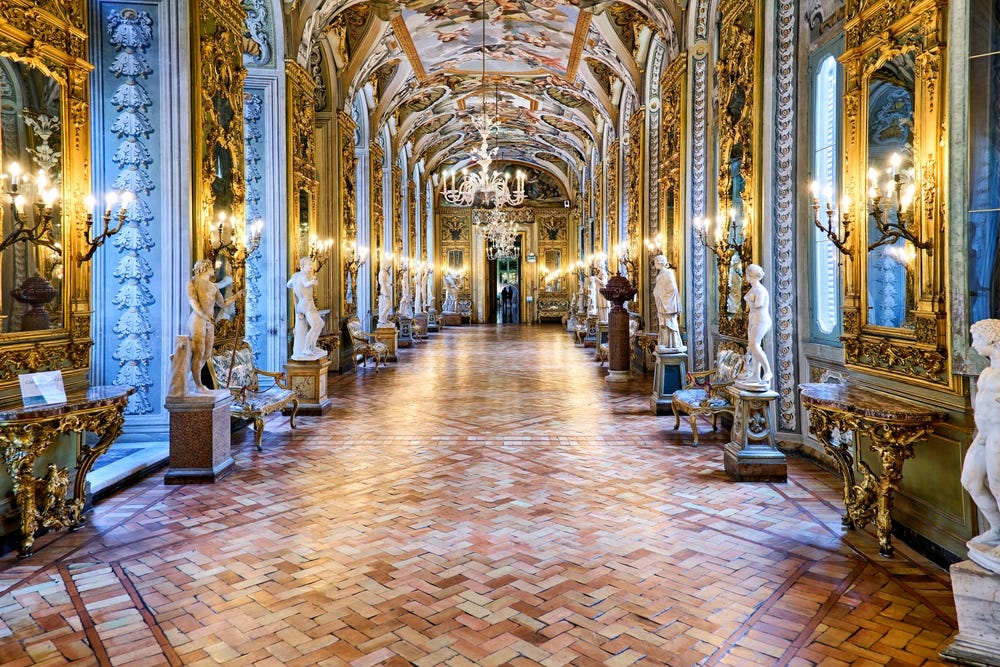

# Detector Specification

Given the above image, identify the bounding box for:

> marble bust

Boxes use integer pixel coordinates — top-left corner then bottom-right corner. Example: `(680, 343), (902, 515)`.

(961, 318), (1000, 573)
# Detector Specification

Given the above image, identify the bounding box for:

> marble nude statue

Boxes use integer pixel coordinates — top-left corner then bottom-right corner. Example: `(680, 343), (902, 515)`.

(398, 265), (413, 318)
(186, 259), (240, 394)
(736, 263), (773, 390)
(652, 255), (685, 352)
(442, 271), (459, 313)
(961, 319), (1000, 573)
(287, 256), (326, 360)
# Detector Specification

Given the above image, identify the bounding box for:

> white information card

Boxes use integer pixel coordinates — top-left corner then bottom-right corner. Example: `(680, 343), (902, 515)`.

(19, 370), (67, 407)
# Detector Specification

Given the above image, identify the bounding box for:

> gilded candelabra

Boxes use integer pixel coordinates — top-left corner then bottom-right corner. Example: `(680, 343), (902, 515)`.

(614, 243), (639, 287)
(866, 154), (932, 256)
(308, 236), (334, 271)
(78, 192), (133, 263)
(693, 212), (751, 264)
(0, 162), (61, 256)
(206, 214), (262, 272)
(808, 182), (852, 257)
(343, 240), (369, 315)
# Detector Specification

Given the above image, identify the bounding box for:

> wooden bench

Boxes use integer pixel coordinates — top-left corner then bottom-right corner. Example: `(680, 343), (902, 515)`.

(207, 341), (299, 451)
(671, 348), (745, 446)
(347, 317), (389, 372)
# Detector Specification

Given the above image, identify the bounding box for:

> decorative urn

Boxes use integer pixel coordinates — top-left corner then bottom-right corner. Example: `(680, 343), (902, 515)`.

(11, 272), (58, 331)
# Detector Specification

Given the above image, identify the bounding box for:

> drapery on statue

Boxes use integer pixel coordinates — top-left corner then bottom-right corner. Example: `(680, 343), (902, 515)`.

(442, 271), (460, 313)
(287, 256), (326, 360)
(594, 259), (610, 322)
(961, 319), (1000, 573)
(377, 260), (392, 325)
(187, 259), (240, 394)
(652, 255), (685, 352)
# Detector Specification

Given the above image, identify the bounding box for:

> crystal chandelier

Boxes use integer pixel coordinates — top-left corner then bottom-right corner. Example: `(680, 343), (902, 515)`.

(475, 208), (520, 260)
(440, 12), (526, 208)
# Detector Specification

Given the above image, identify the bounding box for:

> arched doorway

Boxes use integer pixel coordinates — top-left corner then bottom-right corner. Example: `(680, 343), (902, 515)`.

(487, 236), (523, 324)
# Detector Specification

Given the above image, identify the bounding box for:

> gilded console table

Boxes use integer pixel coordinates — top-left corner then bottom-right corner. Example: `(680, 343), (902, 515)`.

(799, 383), (944, 557)
(0, 386), (134, 558)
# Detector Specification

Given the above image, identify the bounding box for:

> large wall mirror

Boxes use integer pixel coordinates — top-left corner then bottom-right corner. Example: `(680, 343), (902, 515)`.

(543, 248), (563, 292)
(840, 0), (951, 389)
(0, 56), (65, 334)
(864, 52), (915, 331)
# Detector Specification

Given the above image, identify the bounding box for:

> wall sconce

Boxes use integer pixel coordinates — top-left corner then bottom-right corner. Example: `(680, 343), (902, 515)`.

(809, 181), (852, 257)
(866, 154), (933, 256)
(0, 162), (62, 255)
(309, 236), (334, 271)
(613, 242), (638, 286)
(693, 211), (750, 262)
(343, 239), (369, 314)
(78, 191), (134, 263)
(643, 233), (664, 257)
(206, 212), (261, 270)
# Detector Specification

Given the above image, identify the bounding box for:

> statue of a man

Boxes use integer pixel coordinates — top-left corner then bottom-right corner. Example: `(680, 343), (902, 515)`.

(287, 256), (325, 360)
(398, 265), (413, 318)
(413, 264), (425, 314)
(962, 319), (1000, 572)
(187, 259), (239, 393)
(652, 255), (685, 352)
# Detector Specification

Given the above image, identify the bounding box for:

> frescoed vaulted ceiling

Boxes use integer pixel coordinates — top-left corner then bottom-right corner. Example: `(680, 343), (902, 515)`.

(296, 0), (682, 195)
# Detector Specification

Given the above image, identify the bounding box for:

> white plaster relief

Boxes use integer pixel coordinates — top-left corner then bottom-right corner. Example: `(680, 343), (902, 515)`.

(691, 55), (709, 371)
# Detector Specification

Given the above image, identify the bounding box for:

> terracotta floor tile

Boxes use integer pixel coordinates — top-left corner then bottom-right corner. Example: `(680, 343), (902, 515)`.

(0, 326), (961, 665)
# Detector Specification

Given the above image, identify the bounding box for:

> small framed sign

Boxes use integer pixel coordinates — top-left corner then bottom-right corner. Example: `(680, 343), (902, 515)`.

(526, 252), (536, 262)
(19, 370), (67, 407)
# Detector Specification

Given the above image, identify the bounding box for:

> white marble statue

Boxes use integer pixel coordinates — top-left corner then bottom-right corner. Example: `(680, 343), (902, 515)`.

(594, 260), (610, 322)
(961, 319), (1000, 573)
(413, 264), (425, 314)
(442, 271), (459, 313)
(398, 265), (413, 318)
(377, 261), (392, 326)
(166, 335), (196, 398)
(653, 255), (685, 352)
(186, 259), (240, 394)
(287, 256), (326, 360)
(588, 273), (599, 317)
(577, 274), (587, 314)
(426, 268), (436, 311)
(736, 263), (773, 390)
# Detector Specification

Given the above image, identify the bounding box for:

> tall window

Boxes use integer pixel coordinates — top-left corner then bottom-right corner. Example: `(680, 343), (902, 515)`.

(810, 52), (841, 340)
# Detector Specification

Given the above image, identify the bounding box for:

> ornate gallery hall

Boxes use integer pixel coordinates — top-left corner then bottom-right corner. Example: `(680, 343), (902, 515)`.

(1, 0), (999, 664)
(0, 327), (958, 665)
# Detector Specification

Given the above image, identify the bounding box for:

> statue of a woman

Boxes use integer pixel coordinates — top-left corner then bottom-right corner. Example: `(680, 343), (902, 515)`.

(962, 319), (1000, 572)
(377, 261), (392, 325)
(736, 263), (772, 390)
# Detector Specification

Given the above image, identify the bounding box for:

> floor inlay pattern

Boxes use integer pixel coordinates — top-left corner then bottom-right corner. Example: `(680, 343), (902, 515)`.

(0, 325), (957, 665)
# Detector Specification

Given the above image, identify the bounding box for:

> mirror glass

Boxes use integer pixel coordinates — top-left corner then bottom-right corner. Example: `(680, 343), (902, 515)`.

(0, 56), (64, 333)
(448, 249), (463, 270)
(726, 252), (743, 314)
(865, 52), (916, 330)
(543, 249), (562, 292)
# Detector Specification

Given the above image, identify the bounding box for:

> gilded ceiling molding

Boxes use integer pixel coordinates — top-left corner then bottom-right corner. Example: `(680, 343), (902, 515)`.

(690, 51), (709, 372)
(391, 14), (426, 81)
(566, 10), (593, 82)
(772, 0), (798, 431)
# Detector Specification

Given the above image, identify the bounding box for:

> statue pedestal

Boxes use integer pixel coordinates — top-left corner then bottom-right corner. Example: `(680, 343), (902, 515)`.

(943, 560), (1000, 665)
(375, 325), (398, 360)
(164, 392), (234, 484)
(426, 308), (439, 331)
(723, 387), (786, 482)
(398, 317), (414, 348)
(413, 313), (428, 338)
(440, 312), (461, 326)
(595, 322), (609, 361)
(584, 315), (598, 348)
(285, 357), (331, 415)
(650, 350), (688, 415)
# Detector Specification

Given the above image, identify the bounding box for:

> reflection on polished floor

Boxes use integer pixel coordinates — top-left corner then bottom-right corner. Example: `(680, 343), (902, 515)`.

(0, 325), (957, 666)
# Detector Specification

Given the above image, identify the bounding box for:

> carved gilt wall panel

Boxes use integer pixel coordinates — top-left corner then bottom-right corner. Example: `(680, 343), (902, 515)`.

(839, 0), (952, 390)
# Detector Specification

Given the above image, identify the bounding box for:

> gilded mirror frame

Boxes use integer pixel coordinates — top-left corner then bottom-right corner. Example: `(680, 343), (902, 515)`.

(839, 0), (952, 390)
(659, 56), (686, 336)
(714, 0), (760, 340)
(0, 4), (93, 396)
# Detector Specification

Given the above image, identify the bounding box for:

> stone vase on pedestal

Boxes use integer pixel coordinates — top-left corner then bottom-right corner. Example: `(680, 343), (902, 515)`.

(600, 275), (638, 383)
(164, 391), (234, 484)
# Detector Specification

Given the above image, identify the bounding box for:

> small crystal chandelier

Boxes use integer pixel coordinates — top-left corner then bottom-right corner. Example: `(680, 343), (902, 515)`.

(440, 12), (526, 208)
(475, 208), (520, 260)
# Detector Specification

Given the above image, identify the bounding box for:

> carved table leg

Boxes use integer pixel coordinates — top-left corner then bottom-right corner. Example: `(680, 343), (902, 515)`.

(862, 422), (930, 557)
(72, 411), (126, 528)
(13, 464), (39, 559)
(808, 410), (859, 527)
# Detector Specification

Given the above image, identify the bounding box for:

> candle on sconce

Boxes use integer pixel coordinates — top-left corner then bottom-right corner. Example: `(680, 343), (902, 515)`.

(7, 161), (22, 188)
(889, 153), (901, 178)
(809, 180), (819, 199)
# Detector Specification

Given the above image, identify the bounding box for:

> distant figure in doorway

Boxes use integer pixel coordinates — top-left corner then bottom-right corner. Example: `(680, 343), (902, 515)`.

(501, 285), (513, 312)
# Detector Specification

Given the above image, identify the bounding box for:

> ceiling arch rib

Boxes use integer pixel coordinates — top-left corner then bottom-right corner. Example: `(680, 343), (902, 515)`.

(299, 0), (683, 204)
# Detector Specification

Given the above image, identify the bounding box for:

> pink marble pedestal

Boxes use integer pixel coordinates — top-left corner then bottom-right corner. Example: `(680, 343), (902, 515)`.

(164, 391), (234, 484)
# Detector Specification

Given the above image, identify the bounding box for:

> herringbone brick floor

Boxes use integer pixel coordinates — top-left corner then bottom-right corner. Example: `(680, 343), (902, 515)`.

(0, 325), (959, 665)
